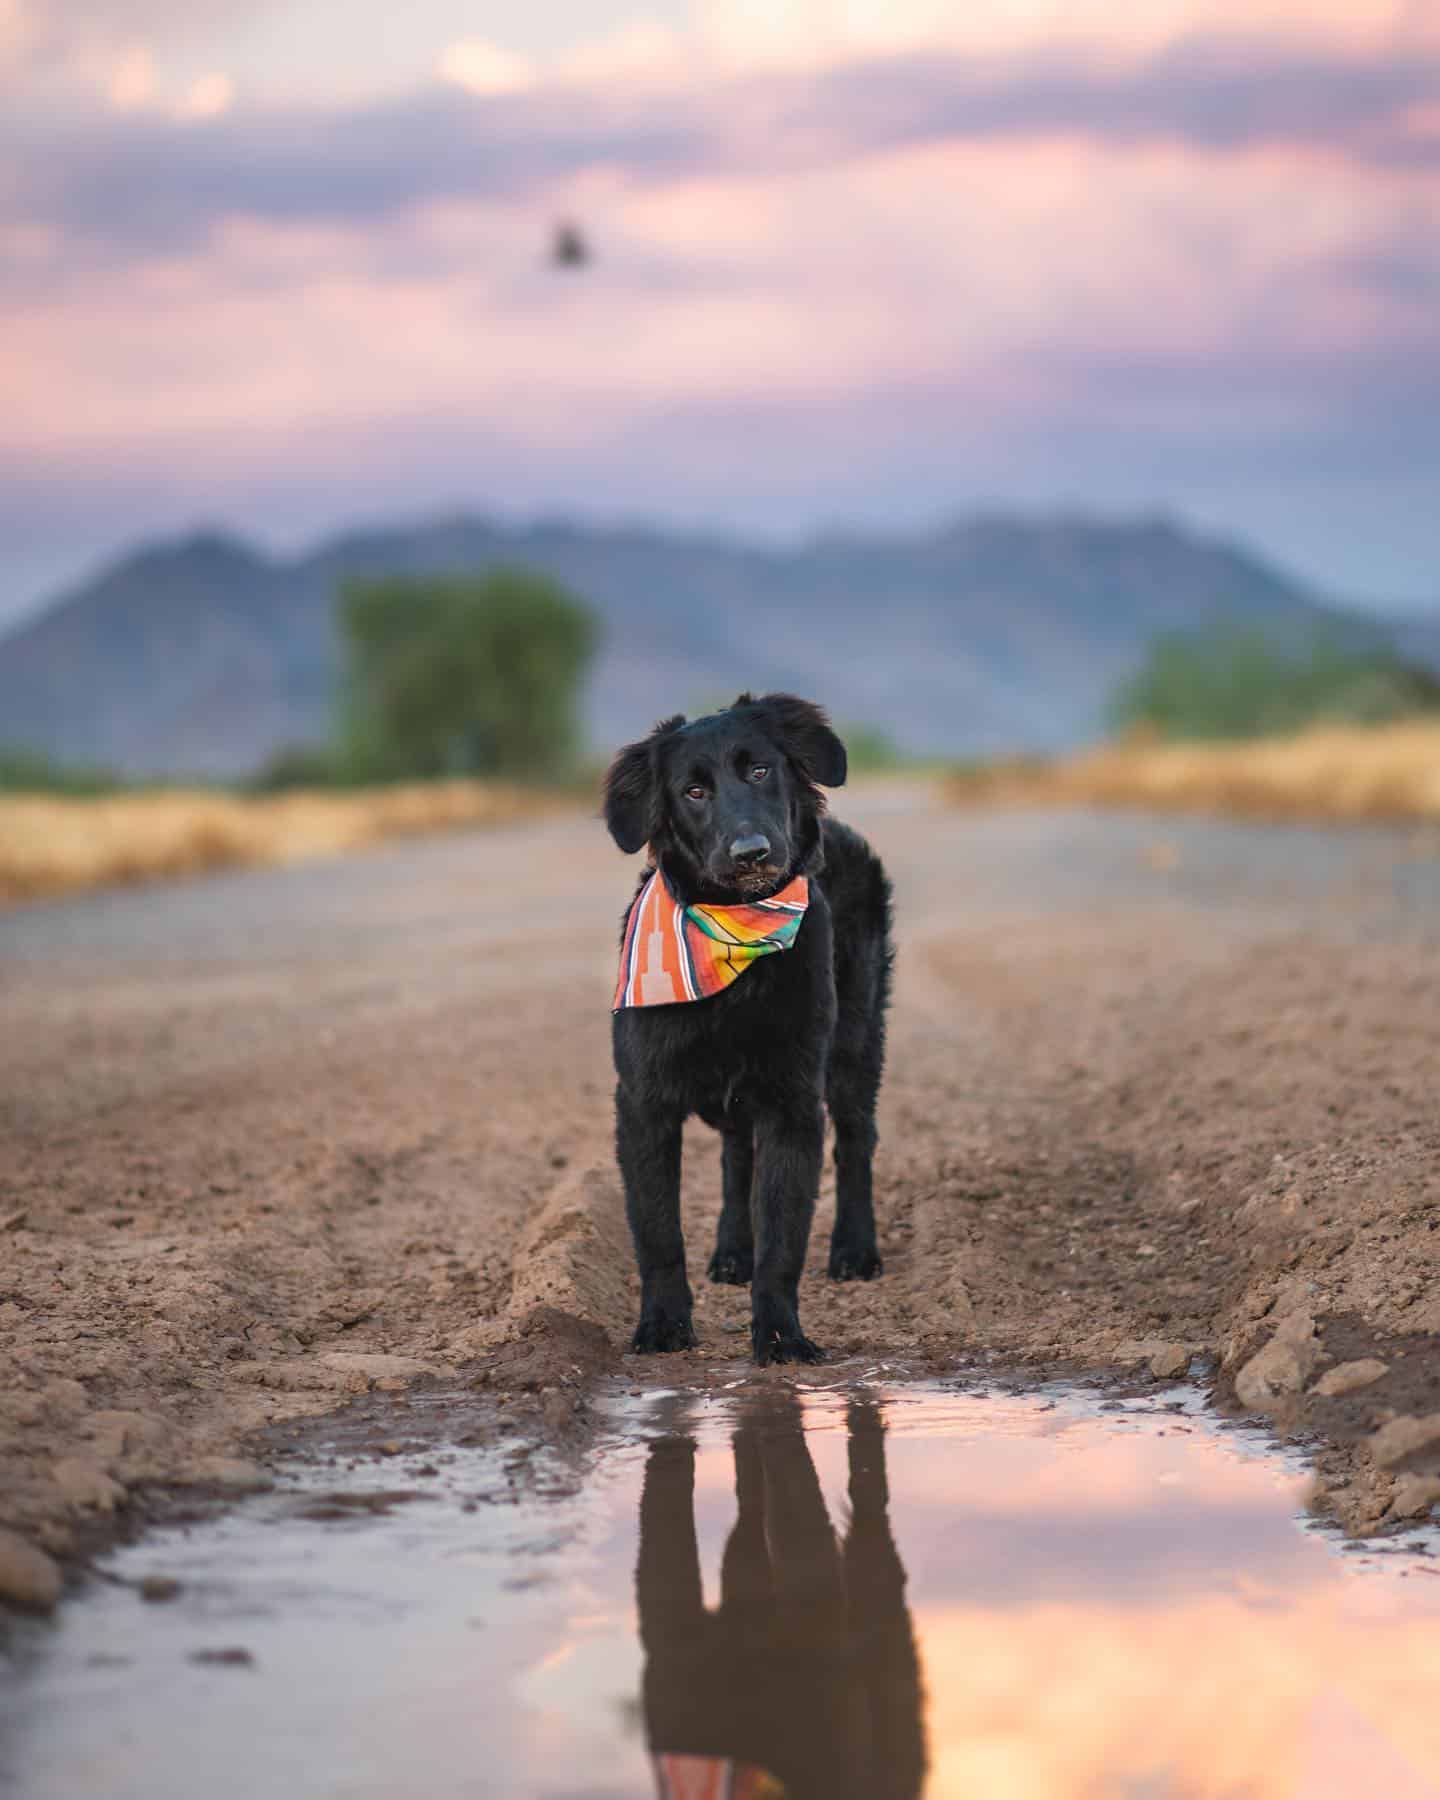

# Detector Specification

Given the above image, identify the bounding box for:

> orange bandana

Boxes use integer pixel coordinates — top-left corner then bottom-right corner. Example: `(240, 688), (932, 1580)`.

(652, 1754), (786, 1798)
(613, 870), (809, 1010)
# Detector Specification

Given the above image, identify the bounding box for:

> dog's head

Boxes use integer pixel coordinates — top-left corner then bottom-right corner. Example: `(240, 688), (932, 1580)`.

(603, 693), (847, 900)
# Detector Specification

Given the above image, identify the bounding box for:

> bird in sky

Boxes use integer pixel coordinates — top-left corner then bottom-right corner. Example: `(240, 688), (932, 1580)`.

(550, 221), (590, 269)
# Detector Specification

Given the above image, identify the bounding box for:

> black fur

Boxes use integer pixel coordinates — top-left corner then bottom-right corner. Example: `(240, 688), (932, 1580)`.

(604, 693), (893, 1365)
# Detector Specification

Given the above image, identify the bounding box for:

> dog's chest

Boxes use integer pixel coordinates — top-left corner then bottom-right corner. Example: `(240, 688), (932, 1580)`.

(618, 956), (819, 1109)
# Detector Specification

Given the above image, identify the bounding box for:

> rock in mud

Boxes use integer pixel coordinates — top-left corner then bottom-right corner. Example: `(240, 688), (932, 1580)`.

(1369, 1414), (1440, 1471)
(228, 1358), (367, 1395)
(1233, 1312), (1318, 1411)
(1149, 1343), (1192, 1380)
(229, 1352), (442, 1396)
(41, 1378), (89, 1416)
(190, 1647), (255, 1668)
(52, 1456), (127, 1513)
(315, 1352), (443, 1389)
(1387, 1474), (1440, 1521)
(1313, 1358), (1388, 1399)
(1113, 1336), (1196, 1376)
(139, 1575), (183, 1603)
(179, 1456), (274, 1494)
(87, 1409), (171, 1455)
(33, 1520), (74, 1556)
(0, 1529), (62, 1614)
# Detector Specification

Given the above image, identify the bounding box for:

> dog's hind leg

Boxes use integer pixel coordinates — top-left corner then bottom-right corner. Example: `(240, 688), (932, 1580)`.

(750, 1100), (825, 1364)
(826, 1037), (884, 1282)
(617, 1085), (695, 1353)
(708, 1114), (755, 1286)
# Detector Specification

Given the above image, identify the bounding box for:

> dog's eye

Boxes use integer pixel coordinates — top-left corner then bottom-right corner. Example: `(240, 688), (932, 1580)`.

(684, 785), (707, 802)
(748, 765), (770, 782)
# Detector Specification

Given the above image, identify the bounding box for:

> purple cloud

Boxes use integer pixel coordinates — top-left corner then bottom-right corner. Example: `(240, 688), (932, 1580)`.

(4, 37), (1438, 263)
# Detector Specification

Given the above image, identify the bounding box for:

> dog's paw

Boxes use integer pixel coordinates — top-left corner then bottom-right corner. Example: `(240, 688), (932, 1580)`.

(631, 1315), (698, 1355)
(707, 1248), (754, 1286)
(752, 1325), (825, 1366)
(827, 1245), (883, 1282)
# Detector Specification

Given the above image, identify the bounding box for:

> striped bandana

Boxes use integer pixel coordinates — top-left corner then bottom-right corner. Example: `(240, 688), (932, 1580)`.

(613, 869), (809, 1010)
(652, 1753), (786, 1798)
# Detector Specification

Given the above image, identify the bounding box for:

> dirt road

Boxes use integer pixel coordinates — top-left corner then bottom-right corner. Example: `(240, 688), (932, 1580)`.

(4, 786), (1440, 1572)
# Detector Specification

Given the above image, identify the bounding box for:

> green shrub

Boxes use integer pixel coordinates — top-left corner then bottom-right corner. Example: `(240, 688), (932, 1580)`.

(1109, 625), (1440, 742)
(0, 747), (129, 795)
(335, 568), (599, 782)
(247, 745), (342, 792)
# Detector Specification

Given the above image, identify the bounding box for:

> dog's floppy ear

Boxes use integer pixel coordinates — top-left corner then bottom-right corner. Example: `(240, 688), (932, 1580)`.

(603, 714), (685, 853)
(753, 693), (847, 788)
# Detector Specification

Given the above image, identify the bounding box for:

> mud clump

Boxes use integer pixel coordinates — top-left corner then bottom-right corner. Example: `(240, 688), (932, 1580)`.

(0, 1527), (62, 1614)
(1233, 1313), (1319, 1413)
(189, 1647), (256, 1669)
(1313, 1359), (1387, 1398)
(52, 1456), (127, 1514)
(138, 1574), (183, 1603)
(174, 1458), (275, 1495)
(475, 1308), (618, 1436)
(1369, 1414), (1440, 1472)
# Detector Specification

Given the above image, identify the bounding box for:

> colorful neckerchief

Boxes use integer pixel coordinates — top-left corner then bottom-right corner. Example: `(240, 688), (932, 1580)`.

(652, 1753), (786, 1799)
(613, 869), (809, 1011)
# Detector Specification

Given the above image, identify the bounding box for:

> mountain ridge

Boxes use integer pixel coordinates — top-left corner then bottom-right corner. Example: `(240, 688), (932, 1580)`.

(1, 509), (1431, 777)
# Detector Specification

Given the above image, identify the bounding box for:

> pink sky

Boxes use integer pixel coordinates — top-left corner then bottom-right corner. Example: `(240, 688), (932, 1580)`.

(1, 0), (1437, 618)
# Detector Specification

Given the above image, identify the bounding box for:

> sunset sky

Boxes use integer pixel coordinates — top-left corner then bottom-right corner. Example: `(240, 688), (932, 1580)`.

(2, 0), (1438, 623)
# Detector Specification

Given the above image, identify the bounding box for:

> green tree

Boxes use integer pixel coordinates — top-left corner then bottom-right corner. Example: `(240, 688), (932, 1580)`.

(0, 747), (128, 794)
(1109, 624), (1440, 742)
(336, 569), (598, 781)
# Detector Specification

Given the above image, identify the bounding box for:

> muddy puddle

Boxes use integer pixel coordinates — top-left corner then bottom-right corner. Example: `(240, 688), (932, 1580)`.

(6, 1377), (1440, 1799)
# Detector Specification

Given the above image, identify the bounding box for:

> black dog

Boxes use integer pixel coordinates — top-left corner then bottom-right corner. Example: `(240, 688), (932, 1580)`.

(604, 693), (893, 1364)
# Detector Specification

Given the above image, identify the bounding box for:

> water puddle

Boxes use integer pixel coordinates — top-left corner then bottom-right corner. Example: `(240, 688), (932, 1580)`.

(5, 1379), (1440, 1798)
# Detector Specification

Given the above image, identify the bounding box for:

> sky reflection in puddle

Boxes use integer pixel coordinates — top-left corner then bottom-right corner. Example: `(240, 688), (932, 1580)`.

(4, 1382), (1440, 1799)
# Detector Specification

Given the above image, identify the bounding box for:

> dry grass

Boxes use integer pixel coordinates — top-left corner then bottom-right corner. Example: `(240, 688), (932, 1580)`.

(0, 781), (572, 906)
(947, 721), (1440, 824)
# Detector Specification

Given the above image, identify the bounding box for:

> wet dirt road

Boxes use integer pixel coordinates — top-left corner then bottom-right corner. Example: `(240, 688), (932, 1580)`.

(4, 786), (1440, 1565)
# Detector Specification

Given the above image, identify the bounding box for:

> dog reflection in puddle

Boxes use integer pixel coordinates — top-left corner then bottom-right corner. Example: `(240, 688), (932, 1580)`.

(638, 1397), (925, 1799)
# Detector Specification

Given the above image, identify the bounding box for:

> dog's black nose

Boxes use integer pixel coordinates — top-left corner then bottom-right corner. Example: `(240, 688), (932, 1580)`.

(729, 833), (770, 866)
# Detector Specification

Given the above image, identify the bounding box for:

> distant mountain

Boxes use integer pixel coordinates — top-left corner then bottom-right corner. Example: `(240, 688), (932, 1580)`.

(0, 511), (1422, 777)
(1389, 614), (1440, 674)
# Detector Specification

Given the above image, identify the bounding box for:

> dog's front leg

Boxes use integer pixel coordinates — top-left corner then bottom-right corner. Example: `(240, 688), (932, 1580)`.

(617, 1086), (695, 1353)
(708, 1115), (755, 1286)
(750, 1101), (825, 1364)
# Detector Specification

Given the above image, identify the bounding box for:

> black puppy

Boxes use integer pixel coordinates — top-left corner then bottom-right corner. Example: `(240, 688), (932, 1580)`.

(604, 693), (893, 1365)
